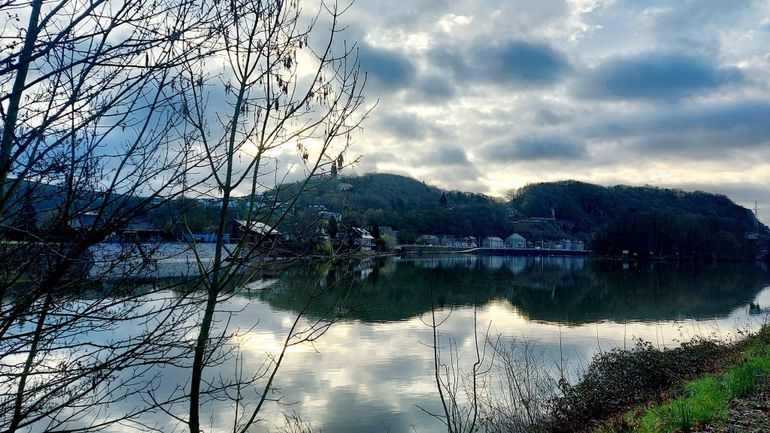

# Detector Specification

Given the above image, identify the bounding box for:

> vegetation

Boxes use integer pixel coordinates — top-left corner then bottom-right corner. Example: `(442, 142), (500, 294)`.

(273, 173), (513, 242)
(510, 181), (766, 260)
(271, 174), (766, 259)
(473, 325), (770, 433)
(603, 330), (770, 433)
(0, 0), (366, 432)
(545, 338), (738, 433)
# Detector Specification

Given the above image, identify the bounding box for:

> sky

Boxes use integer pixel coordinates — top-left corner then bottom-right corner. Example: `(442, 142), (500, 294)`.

(333, 0), (770, 221)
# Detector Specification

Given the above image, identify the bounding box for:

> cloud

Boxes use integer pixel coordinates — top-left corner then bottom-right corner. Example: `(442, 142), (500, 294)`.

(481, 135), (588, 162)
(410, 74), (456, 103)
(371, 112), (448, 141)
(574, 52), (744, 101)
(583, 100), (770, 155)
(420, 146), (470, 166)
(307, 0), (770, 222)
(535, 108), (573, 126)
(431, 39), (571, 88)
(358, 44), (416, 91)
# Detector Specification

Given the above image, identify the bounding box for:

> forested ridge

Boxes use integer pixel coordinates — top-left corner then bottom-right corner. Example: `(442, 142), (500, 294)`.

(277, 174), (767, 259)
(15, 173), (763, 259)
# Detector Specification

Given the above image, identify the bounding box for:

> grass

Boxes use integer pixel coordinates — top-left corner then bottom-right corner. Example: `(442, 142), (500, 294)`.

(545, 337), (738, 433)
(598, 331), (770, 433)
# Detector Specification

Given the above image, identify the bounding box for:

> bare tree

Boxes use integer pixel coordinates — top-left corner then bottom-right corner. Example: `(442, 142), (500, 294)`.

(168, 0), (369, 432)
(420, 256), (494, 433)
(0, 0), (218, 431)
(0, 0), (368, 430)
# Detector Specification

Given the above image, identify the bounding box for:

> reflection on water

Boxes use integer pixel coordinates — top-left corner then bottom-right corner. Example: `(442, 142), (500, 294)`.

(258, 257), (770, 325)
(32, 257), (770, 433)
(216, 257), (770, 433)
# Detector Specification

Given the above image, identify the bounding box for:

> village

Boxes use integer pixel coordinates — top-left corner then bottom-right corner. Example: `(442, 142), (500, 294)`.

(82, 206), (586, 256)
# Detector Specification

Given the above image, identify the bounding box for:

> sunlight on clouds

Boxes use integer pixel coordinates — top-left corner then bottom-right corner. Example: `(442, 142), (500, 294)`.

(367, 30), (432, 51)
(436, 14), (472, 33)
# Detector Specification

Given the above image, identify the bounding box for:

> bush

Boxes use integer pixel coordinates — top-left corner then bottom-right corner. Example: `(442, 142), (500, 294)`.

(543, 338), (736, 433)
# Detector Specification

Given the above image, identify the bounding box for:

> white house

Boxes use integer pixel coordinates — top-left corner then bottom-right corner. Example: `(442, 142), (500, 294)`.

(505, 233), (527, 249)
(482, 236), (505, 248)
(417, 234), (440, 245)
(348, 227), (374, 251)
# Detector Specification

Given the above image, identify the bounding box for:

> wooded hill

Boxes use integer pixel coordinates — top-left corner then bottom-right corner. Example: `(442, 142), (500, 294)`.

(13, 173), (763, 259)
(276, 174), (768, 259)
(275, 173), (511, 243)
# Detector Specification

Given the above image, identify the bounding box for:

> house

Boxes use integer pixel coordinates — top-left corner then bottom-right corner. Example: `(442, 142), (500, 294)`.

(115, 219), (164, 243)
(482, 236), (505, 248)
(461, 236), (478, 248)
(319, 210), (343, 222)
(572, 240), (585, 251)
(336, 182), (353, 192)
(346, 227), (374, 251)
(230, 219), (280, 245)
(417, 234), (440, 245)
(438, 234), (455, 246)
(181, 233), (231, 243)
(505, 233), (527, 249)
(547, 240), (565, 250)
(313, 227), (330, 243)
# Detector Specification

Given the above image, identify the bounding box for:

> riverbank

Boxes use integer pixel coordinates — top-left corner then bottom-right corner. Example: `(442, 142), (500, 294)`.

(397, 244), (591, 256)
(516, 326), (770, 433)
(592, 327), (770, 433)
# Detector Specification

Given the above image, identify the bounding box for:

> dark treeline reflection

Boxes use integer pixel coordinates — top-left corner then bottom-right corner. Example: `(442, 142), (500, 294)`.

(254, 257), (770, 325)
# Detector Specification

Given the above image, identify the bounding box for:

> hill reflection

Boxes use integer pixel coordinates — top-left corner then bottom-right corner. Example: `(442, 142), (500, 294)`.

(252, 257), (770, 325)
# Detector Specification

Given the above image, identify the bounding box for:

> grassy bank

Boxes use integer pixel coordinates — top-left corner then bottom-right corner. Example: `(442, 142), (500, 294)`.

(595, 328), (770, 433)
(482, 327), (770, 433)
(542, 337), (744, 433)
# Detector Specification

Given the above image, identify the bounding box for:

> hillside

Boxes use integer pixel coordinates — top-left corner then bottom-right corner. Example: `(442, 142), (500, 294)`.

(509, 181), (767, 259)
(509, 181), (763, 235)
(275, 173), (512, 242)
(276, 174), (766, 259)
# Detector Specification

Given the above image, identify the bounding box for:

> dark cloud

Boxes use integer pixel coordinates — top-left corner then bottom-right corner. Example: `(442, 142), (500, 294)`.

(372, 112), (447, 141)
(410, 74), (457, 103)
(482, 135), (588, 162)
(476, 41), (571, 85)
(575, 52), (744, 101)
(584, 100), (770, 153)
(535, 108), (573, 126)
(420, 146), (470, 166)
(431, 39), (571, 88)
(358, 44), (416, 91)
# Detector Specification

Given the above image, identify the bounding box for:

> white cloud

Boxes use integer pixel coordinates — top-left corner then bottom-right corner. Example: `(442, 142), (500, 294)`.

(316, 0), (770, 221)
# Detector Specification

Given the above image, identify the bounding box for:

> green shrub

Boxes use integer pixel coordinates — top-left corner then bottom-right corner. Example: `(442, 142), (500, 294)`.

(626, 332), (770, 433)
(544, 338), (736, 433)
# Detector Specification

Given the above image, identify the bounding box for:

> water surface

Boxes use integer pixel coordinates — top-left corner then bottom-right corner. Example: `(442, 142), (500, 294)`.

(44, 256), (770, 433)
(218, 256), (770, 433)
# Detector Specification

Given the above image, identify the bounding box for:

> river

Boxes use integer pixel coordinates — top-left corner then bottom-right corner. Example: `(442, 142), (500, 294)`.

(15, 255), (770, 433)
(180, 256), (770, 432)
